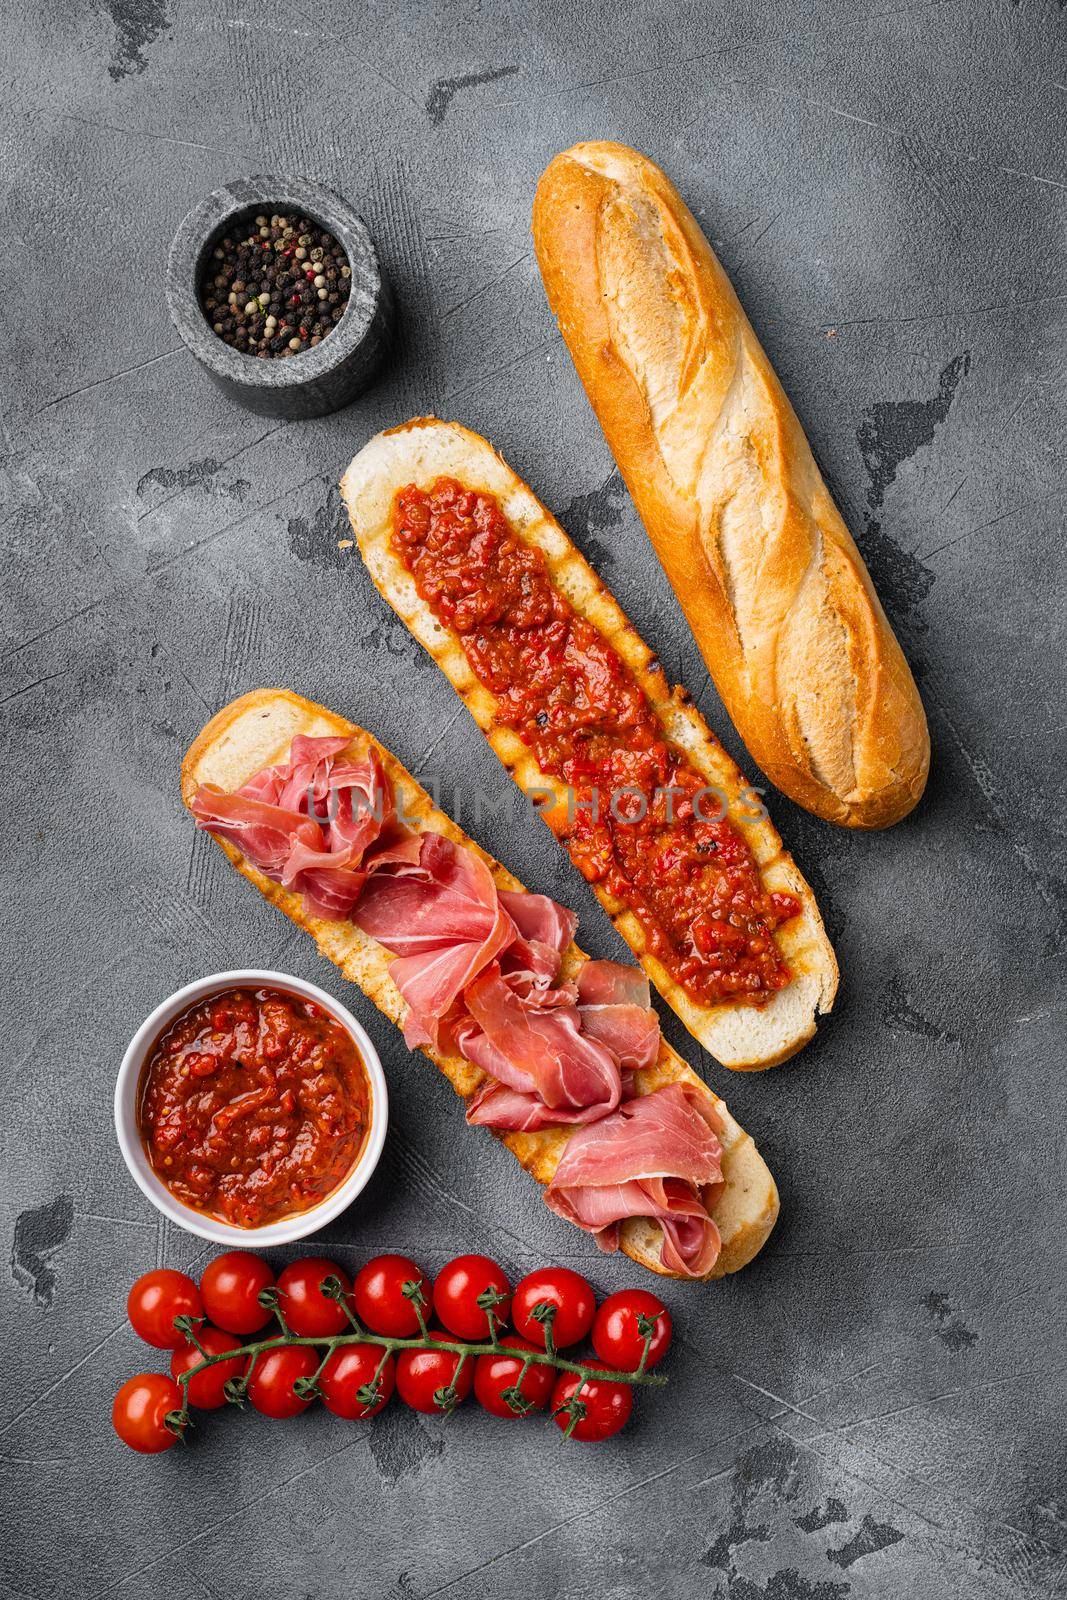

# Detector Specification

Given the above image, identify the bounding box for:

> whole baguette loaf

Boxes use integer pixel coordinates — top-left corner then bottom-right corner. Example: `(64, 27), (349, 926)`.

(181, 688), (779, 1280)
(532, 140), (930, 830)
(341, 418), (837, 1070)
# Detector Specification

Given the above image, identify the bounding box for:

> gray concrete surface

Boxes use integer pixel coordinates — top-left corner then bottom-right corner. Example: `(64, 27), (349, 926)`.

(2, 2), (1065, 1597)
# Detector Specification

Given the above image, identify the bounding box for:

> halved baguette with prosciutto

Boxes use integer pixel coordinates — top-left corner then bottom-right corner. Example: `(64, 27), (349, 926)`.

(341, 418), (837, 1071)
(181, 688), (779, 1280)
(532, 141), (930, 830)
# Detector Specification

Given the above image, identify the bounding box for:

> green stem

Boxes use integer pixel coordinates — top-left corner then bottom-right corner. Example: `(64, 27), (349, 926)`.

(172, 1314), (208, 1356)
(310, 1340), (337, 1384)
(634, 1311), (662, 1378)
(179, 1329), (668, 1392)
(172, 1375), (192, 1427)
(337, 1297), (366, 1336)
(636, 1331), (652, 1377)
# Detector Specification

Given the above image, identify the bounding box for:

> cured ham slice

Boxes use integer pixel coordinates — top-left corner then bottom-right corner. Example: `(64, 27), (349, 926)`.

(190, 786), (323, 878)
(190, 737), (391, 919)
(495, 888), (578, 990)
(460, 956), (666, 1131)
(498, 890), (577, 951)
(353, 833), (515, 1047)
(575, 961), (660, 1072)
(460, 963), (623, 1131)
(544, 1083), (725, 1276)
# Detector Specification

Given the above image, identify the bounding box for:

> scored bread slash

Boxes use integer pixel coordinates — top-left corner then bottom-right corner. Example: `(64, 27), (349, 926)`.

(340, 417), (838, 1071)
(181, 688), (780, 1281)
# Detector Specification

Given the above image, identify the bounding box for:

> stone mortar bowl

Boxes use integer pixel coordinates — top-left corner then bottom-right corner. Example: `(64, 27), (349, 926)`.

(166, 174), (394, 419)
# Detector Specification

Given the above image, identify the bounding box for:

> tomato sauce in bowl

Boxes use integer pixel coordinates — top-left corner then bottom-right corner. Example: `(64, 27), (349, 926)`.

(137, 986), (372, 1229)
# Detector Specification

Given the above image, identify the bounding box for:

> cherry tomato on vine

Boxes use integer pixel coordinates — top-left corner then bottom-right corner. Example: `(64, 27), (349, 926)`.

(200, 1251), (275, 1335)
(247, 1345), (319, 1419)
(592, 1289), (672, 1372)
(474, 1335), (554, 1419)
(169, 1325), (246, 1409)
(550, 1363), (633, 1442)
(432, 1254), (512, 1341)
(112, 1373), (185, 1453)
(127, 1269), (203, 1350)
(276, 1257), (351, 1338)
(511, 1267), (595, 1350)
(351, 1254), (429, 1338)
(396, 1332), (474, 1414)
(319, 1344), (395, 1420)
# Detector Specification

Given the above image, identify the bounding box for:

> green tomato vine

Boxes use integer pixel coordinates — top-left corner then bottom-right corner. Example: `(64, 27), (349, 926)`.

(166, 1276), (666, 1442)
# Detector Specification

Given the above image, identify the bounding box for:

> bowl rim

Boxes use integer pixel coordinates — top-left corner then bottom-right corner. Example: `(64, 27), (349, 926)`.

(114, 968), (388, 1247)
(165, 174), (382, 390)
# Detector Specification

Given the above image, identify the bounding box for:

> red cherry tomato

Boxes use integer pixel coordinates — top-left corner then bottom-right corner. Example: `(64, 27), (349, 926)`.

(432, 1254), (512, 1341)
(200, 1252), (275, 1335)
(112, 1373), (184, 1453)
(276, 1258), (351, 1338)
(592, 1289), (672, 1371)
(169, 1324), (246, 1409)
(396, 1332), (474, 1415)
(474, 1335), (554, 1419)
(126, 1269), (203, 1350)
(319, 1344), (395, 1420)
(247, 1344), (319, 1418)
(351, 1254), (429, 1337)
(550, 1362), (633, 1442)
(512, 1266), (595, 1350)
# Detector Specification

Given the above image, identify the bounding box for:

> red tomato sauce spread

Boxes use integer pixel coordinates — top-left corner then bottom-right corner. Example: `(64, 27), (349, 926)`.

(138, 987), (371, 1228)
(391, 477), (800, 1006)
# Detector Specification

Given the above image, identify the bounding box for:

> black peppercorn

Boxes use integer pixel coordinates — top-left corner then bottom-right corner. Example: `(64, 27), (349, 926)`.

(200, 208), (352, 359)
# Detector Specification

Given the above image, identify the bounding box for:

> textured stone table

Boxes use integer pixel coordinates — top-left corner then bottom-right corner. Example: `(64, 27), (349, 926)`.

(2, 3), (1064, 1597)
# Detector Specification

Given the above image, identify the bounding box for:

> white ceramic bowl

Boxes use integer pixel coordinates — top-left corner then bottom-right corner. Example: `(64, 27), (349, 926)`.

(114, 969), (388, 1247)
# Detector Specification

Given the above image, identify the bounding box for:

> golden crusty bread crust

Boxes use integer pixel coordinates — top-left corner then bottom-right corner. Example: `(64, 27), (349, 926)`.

(340, 418), (837, 1070)
(532, 141), (930, 830)
(181, 689), (779, 1280)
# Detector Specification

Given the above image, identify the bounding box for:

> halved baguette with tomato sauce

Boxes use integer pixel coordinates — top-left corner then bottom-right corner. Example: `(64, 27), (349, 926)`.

(340, 418), (838, 1071)
(182, 688), (779, 1280)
